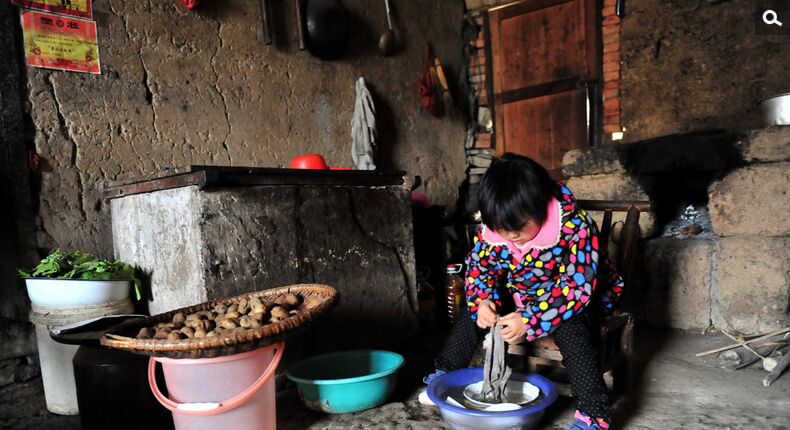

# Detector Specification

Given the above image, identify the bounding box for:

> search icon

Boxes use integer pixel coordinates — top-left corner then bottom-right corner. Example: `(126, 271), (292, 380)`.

(763, 10), (783, 26)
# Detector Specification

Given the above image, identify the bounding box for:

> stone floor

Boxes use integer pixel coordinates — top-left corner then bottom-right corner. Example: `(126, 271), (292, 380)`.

(2, 328), (789, 429)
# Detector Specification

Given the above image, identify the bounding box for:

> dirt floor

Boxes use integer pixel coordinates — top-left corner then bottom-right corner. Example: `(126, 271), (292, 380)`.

(2, 328), (789, 429)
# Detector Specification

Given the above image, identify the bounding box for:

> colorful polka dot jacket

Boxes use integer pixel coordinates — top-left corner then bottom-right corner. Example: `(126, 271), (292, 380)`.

(465, 185), (624, 341)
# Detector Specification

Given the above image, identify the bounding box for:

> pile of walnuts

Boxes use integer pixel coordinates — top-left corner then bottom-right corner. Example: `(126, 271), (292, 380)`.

(136, 293), (302, 341)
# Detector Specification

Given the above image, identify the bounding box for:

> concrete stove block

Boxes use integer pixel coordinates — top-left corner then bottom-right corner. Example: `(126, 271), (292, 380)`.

(709, 162), (790, 237)
(643, 237), (716, 330)
(712, 237), (790, 335)
(110, 173), (418, 347)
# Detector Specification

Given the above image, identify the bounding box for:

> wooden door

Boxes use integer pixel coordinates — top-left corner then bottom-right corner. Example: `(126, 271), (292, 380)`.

(487, 0), (601, 174)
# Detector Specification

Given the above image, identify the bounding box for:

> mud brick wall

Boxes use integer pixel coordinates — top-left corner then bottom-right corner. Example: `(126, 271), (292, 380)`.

(24, 0), (467, 259)
(621, 0), (789, 142)
(564, 127), (790, 333)
(0, 0), (41, 397)
(0, 2), (39, 320)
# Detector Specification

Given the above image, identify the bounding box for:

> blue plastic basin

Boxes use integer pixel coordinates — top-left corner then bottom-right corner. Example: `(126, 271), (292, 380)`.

(426, 368), (558, 430)
(285, 350), (404, 413)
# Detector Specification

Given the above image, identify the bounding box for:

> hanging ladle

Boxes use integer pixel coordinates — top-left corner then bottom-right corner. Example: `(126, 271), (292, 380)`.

(378, 0), (396, 56)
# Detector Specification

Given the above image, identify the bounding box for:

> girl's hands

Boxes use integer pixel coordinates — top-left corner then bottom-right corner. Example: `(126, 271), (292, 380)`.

(497, 312), (526, 344)
(476, 299), (498, 329)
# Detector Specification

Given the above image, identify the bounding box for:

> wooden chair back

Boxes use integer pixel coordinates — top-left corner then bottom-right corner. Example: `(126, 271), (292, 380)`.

(576, 200), (652, 287)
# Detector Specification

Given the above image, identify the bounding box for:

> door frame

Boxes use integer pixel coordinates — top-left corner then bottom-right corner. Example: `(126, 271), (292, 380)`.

(483, 0), (603, 173)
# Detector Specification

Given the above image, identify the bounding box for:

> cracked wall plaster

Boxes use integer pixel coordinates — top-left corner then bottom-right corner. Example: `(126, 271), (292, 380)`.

(27, 0), (466, 256)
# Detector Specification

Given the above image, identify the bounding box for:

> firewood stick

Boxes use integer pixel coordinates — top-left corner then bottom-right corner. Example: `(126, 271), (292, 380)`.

(696, 327), (790, 357)
(762, 352), (790, 387)
(721, 329), (765, 359)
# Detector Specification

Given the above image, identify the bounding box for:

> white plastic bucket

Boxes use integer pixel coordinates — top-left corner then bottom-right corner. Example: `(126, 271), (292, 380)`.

(29, 298), (134, 415)
(148, 342), (284, 430)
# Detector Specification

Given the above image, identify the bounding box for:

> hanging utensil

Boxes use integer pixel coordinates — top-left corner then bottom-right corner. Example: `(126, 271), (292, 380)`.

(378, 0), (396, 56)
(294, 0), (306, 50)
(305, 0), (349, 60)
(260, 0), (273, 45)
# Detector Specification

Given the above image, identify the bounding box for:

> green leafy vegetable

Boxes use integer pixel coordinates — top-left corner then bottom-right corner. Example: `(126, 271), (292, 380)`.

(18, 249), (142, 301)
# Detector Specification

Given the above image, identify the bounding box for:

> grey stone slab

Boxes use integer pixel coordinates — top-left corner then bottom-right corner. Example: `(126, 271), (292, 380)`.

(562, 131), (743, 177)
(562, 147), (626, 177)
(0, 356), (39, 387)
(643, 237), (715, 329)
(708, 162), (790, 237)
(711, 236), (790, 334)
(0, 319), (37, 361)
(112, 187), (208, 315)
(738, 126), (790, 164)
(567, 173), (650, 201)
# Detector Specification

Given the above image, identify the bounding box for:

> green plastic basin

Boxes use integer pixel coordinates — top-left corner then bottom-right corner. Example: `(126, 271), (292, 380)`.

(285, 350), (404, 413)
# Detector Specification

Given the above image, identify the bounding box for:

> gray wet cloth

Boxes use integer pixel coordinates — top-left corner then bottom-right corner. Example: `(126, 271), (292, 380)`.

(481, 325), (512, 403)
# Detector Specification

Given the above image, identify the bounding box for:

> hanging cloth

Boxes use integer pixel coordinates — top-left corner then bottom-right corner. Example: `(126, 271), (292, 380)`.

(351, 77), (377, 170)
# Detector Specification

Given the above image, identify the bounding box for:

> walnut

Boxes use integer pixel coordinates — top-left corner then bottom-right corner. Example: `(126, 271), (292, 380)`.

(136, 327), (153, 339)
(167, 331), (185, 341)
(219, 319), (237, 330)
(270, 306), (289, 319)
(284, 294), (301, 307)
(154, 329), (170, 340)
(239, 315), (255, 329)
(251, 303), (267, 315)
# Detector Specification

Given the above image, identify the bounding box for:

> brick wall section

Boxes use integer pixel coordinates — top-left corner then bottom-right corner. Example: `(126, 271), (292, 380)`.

(602, 0), (622, 135)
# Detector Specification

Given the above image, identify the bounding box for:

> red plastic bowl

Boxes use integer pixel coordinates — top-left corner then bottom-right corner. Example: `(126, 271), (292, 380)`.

(290, 154), (329, 170)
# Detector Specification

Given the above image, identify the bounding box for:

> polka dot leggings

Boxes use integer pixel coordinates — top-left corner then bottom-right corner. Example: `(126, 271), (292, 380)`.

(434, 309), (611, 423)
(553, 314), (611, 424)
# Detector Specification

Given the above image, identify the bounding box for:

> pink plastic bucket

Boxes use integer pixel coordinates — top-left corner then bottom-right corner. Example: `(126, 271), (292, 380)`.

(148, 343), (284, 430)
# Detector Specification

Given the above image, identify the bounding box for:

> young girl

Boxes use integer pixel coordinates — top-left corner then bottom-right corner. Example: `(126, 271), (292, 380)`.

(427, 153), (623, 430)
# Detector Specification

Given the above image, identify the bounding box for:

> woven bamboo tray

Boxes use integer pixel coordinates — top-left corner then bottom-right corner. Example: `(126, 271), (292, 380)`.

(100, 284), (338, 359)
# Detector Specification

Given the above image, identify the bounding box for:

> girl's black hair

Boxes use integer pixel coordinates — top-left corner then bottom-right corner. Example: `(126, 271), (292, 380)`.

(478, 153), (560, 231)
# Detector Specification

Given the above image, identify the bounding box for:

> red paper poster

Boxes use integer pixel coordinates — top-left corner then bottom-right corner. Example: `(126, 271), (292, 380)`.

(22, 10), (100, 74)
(13, 0), (92, 19)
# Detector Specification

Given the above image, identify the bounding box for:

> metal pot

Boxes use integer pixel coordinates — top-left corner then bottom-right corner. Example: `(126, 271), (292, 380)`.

(305, 0), (349, 60)
(759, 92), (790, 126)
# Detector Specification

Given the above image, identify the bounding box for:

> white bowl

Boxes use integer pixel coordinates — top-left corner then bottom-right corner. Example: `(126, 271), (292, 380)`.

(760, 92), (790, 126)
(463, 380), (540, 409)
(25, 278), (131, 307)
